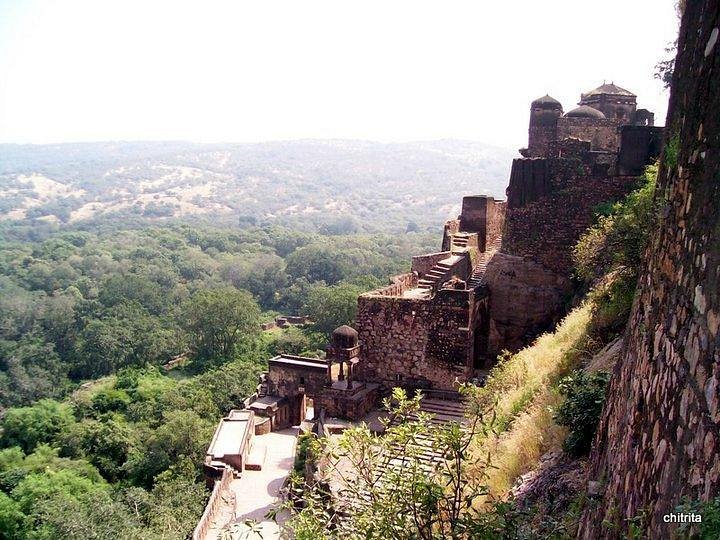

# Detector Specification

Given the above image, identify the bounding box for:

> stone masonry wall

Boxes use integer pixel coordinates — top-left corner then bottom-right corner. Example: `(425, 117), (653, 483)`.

(411, 251), (453, 277)
(504, 139), (640, 275)
(556, 116), (620, 152)
(486, 200), (506, 249)
(357, 288), (482, 391)
(442, 219), (461, 251)
(266, 361), (327, 399)
(580, 3), (720, 537)
(372, 273), (417, 297)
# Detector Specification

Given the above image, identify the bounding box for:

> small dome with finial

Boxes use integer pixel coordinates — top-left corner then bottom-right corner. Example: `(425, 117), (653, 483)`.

(531, 94), (563, 110)
(332, 325), (359, 349)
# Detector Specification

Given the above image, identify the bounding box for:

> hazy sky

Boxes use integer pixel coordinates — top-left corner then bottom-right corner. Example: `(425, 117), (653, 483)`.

(0, 0), (679, 148)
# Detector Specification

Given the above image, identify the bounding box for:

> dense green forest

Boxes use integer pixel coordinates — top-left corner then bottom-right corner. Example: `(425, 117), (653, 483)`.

(0, 217), (437, 538)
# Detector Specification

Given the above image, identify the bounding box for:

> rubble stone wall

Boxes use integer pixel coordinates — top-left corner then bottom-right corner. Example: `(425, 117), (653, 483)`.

(357, 288), (485, 390)
(556, 116), (620, 152)
(581, 3), (720, 537)
(411, 251), (453, 277)
(504, 139), (640, 275)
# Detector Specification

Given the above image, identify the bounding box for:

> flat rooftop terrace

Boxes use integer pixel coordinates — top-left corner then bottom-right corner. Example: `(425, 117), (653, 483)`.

(208, 410), (253, 459)
(268, 354), (328, 370)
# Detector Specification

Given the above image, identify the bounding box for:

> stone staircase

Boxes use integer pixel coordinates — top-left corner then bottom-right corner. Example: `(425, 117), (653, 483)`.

(450, 233), (472, 253)
(334, 395), (469, 512)
(467, 250), (495, 288)
(416, 256), (459, 298)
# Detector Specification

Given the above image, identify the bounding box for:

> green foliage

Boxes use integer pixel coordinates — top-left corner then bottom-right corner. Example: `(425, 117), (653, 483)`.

(286, 387), (500, 540)
(294, 431), (315, 474)
(664, 132), (680, 172)
(554, 370), (610, 456)
(0, 400), (75, 453)
(267, 327), (312, 357)
(676, 496), (720, 539)
(181, 287), (261, 370)
(303, 282), (363, 335)
(574, 164), (659, 283)
(0, 491), (25, 539)
(587, 269), (637, 338)
(124, 410), (213, 488)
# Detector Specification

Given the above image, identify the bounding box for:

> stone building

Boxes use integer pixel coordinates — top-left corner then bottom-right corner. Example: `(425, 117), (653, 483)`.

(354, 81), (663, 395)
(237, 81), (664, 428)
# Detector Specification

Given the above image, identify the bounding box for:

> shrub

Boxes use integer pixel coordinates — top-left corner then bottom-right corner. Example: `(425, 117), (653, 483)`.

(293, 432), (315, 474)
(676, 496), (720, 539)
(574, 164), (658, 283)
(554, 370), (610, 456)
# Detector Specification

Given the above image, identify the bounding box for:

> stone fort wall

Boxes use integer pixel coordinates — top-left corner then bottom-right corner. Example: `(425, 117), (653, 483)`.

(503, 139), (640, 276)
(556, 116), (619, 153)
(357, 287), (489, 390)
(581, 3), (720, 535)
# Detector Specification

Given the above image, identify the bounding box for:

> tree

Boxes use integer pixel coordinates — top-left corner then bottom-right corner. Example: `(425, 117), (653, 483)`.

(285, 245), (353, 285)
(124, 410), (214, 488)
(285, 388), (496, 539)
(0, 492), (25, 540)
(181, 287), (260, 369)
(61, 419), (135, 482)
(303, 283), (363, 335)
(0, 400), (75, 453)
(75, 302), (180, 378)
(0, 335), (70, 407)
(267, 327), (312, 357)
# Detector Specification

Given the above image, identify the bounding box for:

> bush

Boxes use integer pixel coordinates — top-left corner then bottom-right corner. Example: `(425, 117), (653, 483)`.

(676, 496), (720, 539)
(293, 431), (315, 474)
(574, 164), (658, 283)
(554, 370), (610, 456)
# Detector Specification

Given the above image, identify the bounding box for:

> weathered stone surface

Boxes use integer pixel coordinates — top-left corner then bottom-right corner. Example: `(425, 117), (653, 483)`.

(482, 252), (572, 356)
(580, 3), (720, 537)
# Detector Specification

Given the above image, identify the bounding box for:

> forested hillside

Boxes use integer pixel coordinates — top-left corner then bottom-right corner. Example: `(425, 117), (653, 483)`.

(0, 216), (436, 537)
(0, 140), (513, 233)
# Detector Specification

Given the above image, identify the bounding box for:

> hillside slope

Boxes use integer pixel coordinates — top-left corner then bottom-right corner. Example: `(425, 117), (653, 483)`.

(0, 139), (514, 233)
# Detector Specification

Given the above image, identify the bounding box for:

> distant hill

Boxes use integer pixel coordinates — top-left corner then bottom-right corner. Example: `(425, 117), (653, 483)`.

(0, 140), (515, 233)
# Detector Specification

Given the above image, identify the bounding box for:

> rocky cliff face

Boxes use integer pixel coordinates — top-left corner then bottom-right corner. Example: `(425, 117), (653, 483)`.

(580, 2), (720, 537)
(483, 253), (572, 356)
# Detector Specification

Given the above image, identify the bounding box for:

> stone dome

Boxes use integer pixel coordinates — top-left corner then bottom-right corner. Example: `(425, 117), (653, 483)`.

(565, 105), (606, 119)
(531, 94), (562, 108)
(332, 325), (359, 349)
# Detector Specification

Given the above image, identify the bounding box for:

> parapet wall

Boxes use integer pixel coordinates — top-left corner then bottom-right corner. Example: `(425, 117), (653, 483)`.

(366, 273), (417, 297)
(357, 287), (486, 390)
(504, 139), (639, 275)
(441, 219), (461, 251)
(556, 116), (619, 152)
(411, 251), (452, 277)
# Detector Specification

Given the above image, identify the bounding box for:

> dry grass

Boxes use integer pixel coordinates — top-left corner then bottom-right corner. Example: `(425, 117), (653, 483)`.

(469, 301), (599, 504)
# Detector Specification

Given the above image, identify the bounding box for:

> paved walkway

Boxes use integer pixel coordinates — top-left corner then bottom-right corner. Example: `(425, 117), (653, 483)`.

(206, 427), (298, 540)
